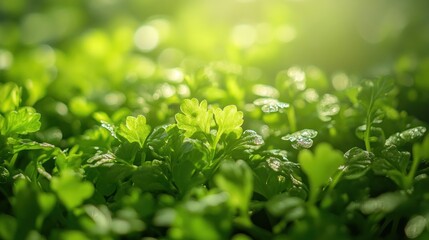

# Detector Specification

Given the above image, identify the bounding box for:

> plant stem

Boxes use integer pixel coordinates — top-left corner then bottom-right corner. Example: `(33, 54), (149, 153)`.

(364, 117), (372, 152)
(406, 155), (420, 189)
(8, 153), (18, 169)
(364, 90), (375, 152)
(327, 170), (345, 193)
(210, 131), (223, 160)
(287, 106), (297, 132)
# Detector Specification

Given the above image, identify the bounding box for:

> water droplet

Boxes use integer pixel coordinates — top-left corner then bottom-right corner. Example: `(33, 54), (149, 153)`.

(261, 104), (278, 113)
(386, 126), (426, 146)
(282, 129), (317, 149)
(344, 147), (373, 160)
(242, 130), (265, 147)
(281, 134), (295, 142)
(276, 102), (290, 109)
(254, 98), (289, 113)
(267, 157), (281, 171)
(300, 129), (318, 138)
(101, 121), (118, 139)
(317, 94), (340, 121)
(251, 133), (264, 145)
(399, 126), (426, 141)
(281, 129), (317, 141)
(277, 175), (286, 183)
(291, 137), (313, 149)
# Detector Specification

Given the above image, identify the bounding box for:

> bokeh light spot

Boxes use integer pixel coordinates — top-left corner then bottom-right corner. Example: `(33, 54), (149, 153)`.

(134, 25), (159, 52)
(231, 24), (257, 48)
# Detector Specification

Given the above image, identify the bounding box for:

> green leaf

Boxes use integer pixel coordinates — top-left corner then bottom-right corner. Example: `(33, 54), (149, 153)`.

(340, 147), (374, 180)
(355, 125), (385, 145)
(385, 126), (427, 147)
(57, 231), (90, 240)
(0, 82), (21, 113)
(226, 130), (264, 158)
(171, 140), (208, 195)
(132, 160), (175, 193)
(266, 193), (305, 220)
(175, 98), (213, 138)
(146, 124), (184, 163)
(51, 169), (94, 210)
(85, 153), (137, 196)
(214, 160), (253, 215)
(12, 179), (40, 240)
(298, 143), (344, 204)
(360, 191), (406, 215)
(169, 192), (233, 240)
(358, 77), (394, 110)
(253, 155), (303, 199)
(1, 107), (41, 135)
(372, 145), (410, 188)
(117, 115), (151, 148)
(213, 105), (244, 138)
(0, 214), (16, 240)
(6, 138), (56, 153)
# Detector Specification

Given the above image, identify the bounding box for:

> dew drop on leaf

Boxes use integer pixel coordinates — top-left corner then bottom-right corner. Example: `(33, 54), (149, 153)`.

(267, 157), (281, 172)
(385, 126), (427, 146)
(399, 126), (426, 141)
(281, 135), (296, 142)
(300, 129), (318, 138)
(282, 129), (317, 149)
(291, 137), (314, 149)
(261, 104), (278, 113)
(254, 98), (289, 113)
(277, 175), (286, 183)
(276, 102), (290, 109)
(251, 133), (264, 146)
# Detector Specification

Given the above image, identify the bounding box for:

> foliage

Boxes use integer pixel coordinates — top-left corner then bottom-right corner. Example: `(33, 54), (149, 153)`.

(1, 1), (429, 239)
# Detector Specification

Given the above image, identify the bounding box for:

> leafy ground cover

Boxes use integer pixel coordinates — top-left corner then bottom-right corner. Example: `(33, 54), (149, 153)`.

(1, 1), (429, 239)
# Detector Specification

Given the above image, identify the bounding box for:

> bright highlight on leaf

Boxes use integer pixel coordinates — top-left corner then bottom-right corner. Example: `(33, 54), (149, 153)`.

(0, 107), (41, 135)
(118, 115), (151, 148)
(175, 98), (213, 137)
(1, 1), (429, 239)
(213, 105), (243, 138)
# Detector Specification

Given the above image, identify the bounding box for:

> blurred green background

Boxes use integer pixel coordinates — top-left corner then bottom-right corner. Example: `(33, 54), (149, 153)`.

(2, 0), (429, 72)
(1, 0), (429, 122)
